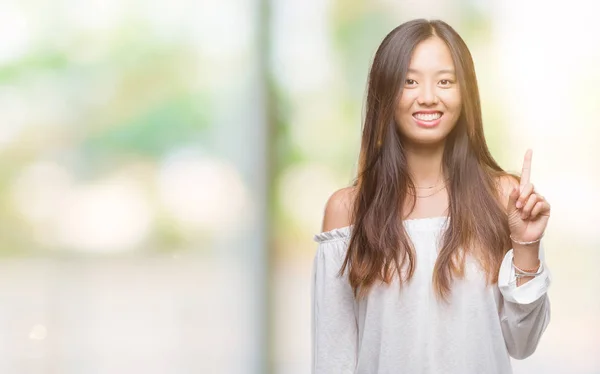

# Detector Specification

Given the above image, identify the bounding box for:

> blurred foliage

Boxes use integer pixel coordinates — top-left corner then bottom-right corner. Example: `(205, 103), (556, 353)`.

(82, 93), (209, 162)
(0, 10), (215, 256)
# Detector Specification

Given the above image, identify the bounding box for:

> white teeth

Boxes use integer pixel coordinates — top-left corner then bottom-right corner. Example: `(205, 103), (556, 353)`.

(413, 112), (442, 121)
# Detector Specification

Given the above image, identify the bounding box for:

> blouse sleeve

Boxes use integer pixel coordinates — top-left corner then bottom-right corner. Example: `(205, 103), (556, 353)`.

(497, 239), (552, 359)
(311, 227), (358, 374)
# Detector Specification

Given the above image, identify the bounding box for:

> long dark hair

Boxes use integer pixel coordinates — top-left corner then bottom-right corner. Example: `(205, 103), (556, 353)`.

(341, 19), (518, 301)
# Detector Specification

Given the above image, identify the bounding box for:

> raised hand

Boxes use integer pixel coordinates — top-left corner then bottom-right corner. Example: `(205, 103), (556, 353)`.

(506, 149), (551, 244)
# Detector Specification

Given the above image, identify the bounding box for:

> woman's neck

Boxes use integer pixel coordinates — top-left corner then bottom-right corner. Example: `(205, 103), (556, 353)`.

(404, 143), (446, 187)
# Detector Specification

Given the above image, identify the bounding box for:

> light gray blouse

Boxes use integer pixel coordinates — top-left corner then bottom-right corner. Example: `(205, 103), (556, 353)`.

(311, 216), (551, 374)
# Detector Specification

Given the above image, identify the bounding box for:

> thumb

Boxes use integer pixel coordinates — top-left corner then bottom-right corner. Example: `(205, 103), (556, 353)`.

(507, 185), (520, 215)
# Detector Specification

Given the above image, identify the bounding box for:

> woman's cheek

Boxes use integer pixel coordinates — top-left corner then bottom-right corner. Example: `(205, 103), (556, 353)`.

(443, 89), (461, 108)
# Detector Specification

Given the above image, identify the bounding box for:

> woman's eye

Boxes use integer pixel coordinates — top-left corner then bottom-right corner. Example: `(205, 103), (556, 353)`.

(405, 79), (417, 86)
(439, 79), (453, 86)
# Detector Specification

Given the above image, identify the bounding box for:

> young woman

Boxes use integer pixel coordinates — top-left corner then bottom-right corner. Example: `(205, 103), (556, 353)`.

(311, 19), (552, 374)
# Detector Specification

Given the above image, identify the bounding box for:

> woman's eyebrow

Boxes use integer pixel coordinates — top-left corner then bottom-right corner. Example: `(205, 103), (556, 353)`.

(407, 68), (456, 75)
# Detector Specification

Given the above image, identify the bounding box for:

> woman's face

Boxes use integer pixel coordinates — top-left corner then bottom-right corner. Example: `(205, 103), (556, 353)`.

(394, 36), (462, 146)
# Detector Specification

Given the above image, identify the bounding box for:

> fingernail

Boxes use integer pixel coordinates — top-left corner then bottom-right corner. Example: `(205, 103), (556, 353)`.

(516, 201), (522, 208)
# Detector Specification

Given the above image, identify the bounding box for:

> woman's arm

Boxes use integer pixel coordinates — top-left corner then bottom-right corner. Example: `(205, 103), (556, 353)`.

(311, 188), (358, 374)
(495, 170), (552, 359)
(497, 243), (551, 359)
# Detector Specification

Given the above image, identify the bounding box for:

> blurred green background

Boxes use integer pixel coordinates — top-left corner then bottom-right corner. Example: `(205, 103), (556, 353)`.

(0, 0), (598, 373)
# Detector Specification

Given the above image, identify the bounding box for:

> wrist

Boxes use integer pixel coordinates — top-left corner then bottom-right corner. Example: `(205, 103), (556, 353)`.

(511, 241), (540, 269)
(511, 248), (542, 287)
(509, 232), (544, 245)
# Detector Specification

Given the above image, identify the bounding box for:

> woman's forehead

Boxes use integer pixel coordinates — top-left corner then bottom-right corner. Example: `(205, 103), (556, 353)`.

(408, 37), (455, 73)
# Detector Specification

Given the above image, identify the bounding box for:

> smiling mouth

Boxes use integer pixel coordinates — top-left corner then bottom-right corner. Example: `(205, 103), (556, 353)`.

(412, 112), (443, 121)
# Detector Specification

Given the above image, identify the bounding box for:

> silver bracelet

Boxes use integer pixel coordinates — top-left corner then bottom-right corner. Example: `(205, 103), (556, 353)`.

(512, 259), (544, 278)
(510, 232), (544, 245)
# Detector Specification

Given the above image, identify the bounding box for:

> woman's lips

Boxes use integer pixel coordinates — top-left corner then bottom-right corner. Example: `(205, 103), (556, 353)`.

(412, 112), (443, 128)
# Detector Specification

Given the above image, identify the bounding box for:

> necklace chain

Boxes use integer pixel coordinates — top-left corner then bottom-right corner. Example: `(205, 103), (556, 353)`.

(407, 183), (447, 198)
(414, 177), (450, 189)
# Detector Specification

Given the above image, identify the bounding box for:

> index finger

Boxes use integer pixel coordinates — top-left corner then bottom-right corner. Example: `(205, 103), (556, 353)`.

(520, 148), (533, 186)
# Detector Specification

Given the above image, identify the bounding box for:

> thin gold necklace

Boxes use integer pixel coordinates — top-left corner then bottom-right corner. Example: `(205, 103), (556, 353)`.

(407, 183), (447, 198)
(414, 177), (450, 189)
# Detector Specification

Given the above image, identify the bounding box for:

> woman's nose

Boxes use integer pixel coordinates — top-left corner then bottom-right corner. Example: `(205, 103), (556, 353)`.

(417, 85), (439, 105)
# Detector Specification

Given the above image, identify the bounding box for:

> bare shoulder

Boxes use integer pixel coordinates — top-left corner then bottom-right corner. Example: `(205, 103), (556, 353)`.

(494, 173), (520, 209)
(321, 186), (356, 232)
